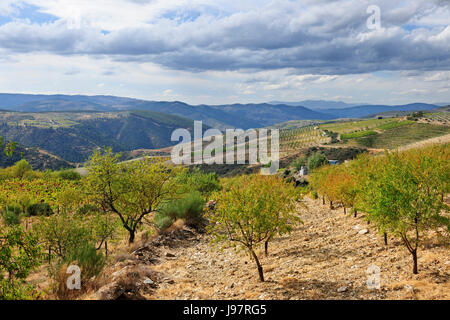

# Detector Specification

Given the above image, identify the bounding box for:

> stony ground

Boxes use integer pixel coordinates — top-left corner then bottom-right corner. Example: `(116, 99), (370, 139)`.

(98, 197), (448, 300)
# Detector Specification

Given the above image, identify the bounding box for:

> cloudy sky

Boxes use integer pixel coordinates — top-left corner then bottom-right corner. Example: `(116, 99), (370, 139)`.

(0, 0), (449, 105)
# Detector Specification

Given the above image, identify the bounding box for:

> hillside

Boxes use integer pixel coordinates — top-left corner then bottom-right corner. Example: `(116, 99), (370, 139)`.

(0, 144), (73, 171)
(86, 196), (449, 300)
(0, 94), (440, 130)
(0, 110), (202, 163)
(319, 103), (438, 118)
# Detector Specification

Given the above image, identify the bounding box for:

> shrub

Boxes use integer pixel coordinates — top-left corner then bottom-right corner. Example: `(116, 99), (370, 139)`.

(177, 169), (221, 198)
(311, 190), (318, 199)
(76, 204), (100, 215)
(0, 226), (42, 299)
(10, 159), (32, 179)
(36, 213), (93, 260)
(291, 157), (306, 171)
(156, 192), (205, 230)
(1, 206), (22, 226)
(307, 152), (328, 170)
(57, 169), (81, 181)
(154, 214), (174, 231)
(27, 203), (54, 217)
(64, 244), (106, 281)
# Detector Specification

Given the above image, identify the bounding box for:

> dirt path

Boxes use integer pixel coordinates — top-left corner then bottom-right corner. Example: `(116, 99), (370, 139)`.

(144, 197), (449, 300)
(397, 133), (450, 152)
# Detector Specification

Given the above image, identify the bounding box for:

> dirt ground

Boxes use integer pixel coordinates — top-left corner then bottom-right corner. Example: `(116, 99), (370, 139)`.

(124, 197), (449, 300)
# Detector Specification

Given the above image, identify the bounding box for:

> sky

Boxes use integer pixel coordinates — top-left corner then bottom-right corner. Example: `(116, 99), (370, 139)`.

(0, 0), (449, 105)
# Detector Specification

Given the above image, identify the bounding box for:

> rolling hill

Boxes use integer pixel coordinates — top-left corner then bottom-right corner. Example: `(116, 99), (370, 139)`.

(0, 110), (203, 163)
(0, 144), (74, 171)
(0, 94), (440, 130)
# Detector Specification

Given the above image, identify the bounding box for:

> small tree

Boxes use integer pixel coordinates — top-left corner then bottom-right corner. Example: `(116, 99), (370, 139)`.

(0, 226), (42, 299)
(85, 148), (183, 243)
(361, 146), (450, 274)
(92, 213), (119, 257)
(37, 213), (93, 260)
(307, 152), (328, 170)
(207, 175), (300, 282)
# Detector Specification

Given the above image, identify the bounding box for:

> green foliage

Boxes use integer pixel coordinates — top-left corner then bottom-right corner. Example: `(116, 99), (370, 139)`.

(0, 226), (42, 300)
(26, 203), (53, 217)
(76, 204), (100, 215)
(36, 213), (93, 260)
(354, 123), (450, 149)
(307, 152), (328, 170)
(291, 156), (306, 171)
(64, 244), (106, 281)
(84, 148), (184, 243)
(1, 207), (21, 226)
(154, 214), (174, 231)
(155, 192), (205, 230)
(360, 145), (449, 273)
(310, 144), (449, 274)
(207, 175), (301, 282)
(57, 169), (81, 181)
(176, 168), (220, 198)
(340, 130), (377, 140)
(92, 213), (120, 256)
(376, 120), (413, 130)
(10, 159), (32, 179)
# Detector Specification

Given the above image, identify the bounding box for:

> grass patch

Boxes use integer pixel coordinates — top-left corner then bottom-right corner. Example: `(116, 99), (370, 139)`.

(354, 123), (450, 149)
(376, 120), (414, 130)
(341, 130), (377, 140)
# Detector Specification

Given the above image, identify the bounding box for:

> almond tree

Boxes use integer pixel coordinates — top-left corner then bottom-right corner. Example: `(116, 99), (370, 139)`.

(207, 175), (300, 282)
(85, 148), (183, 243)
(361, 145), (449, 274)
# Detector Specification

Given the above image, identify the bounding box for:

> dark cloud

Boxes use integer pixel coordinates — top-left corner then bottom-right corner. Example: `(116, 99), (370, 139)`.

(0, 0), (448, 75)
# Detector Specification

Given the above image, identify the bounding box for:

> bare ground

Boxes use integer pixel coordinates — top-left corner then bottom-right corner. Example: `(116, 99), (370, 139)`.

(126, 197), (450, 300)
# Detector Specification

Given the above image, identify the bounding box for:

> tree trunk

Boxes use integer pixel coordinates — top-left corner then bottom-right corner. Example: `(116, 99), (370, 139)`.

(412, 249), (418, 274)
(329, 200), (333, 210)
(384, 232), (388, 246)
(250, 249), (264, 282)
(128, 230), (135, 244)
(105, 240), (108, 258)
(264, 241), (269, 256)
(322, 196), (325, 205)
(343, 207), (346, 214)
(354, 209), (357, 218)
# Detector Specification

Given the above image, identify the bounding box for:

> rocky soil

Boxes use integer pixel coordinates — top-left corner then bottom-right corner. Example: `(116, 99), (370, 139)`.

(92, 197), (450, 300)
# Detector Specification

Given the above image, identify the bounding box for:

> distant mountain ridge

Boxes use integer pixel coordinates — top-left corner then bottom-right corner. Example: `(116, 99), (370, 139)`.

(0, 93), (440, 129)
(0, 110), (204, 163)
(268, 100), (364, 109)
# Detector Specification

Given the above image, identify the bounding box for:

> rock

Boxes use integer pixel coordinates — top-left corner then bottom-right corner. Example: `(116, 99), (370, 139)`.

(351, 265), (358, 269)
(359, 229), (369, 235)
(96, 282), (122, 300)
(165, 252), (176, 258)
(337, 286), (348, 293)
(143, 277), (154, 285)
(353, 225), (360, 230)
(404, 285), (414, 292)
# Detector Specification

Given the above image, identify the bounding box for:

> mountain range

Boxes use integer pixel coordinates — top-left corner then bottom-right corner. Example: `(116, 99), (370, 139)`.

(0, 94), (440, 130)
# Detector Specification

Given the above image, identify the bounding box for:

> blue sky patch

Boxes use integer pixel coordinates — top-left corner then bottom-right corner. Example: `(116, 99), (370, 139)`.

(0, 3), (58, 26)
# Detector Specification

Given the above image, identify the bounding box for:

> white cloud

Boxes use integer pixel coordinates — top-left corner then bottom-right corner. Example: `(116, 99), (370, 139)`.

(0, 0), (448, 104)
